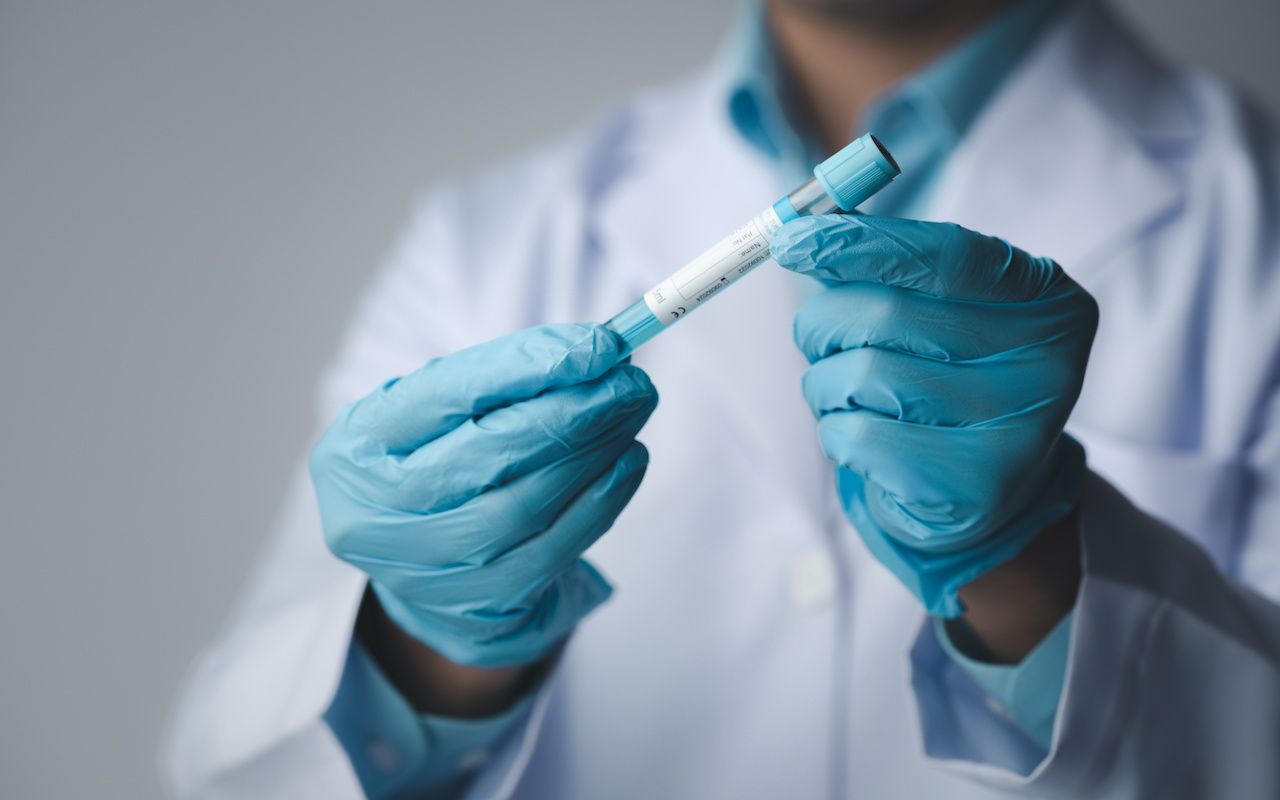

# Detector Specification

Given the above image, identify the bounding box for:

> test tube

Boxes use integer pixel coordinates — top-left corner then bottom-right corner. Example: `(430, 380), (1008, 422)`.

(603, 133), (900, 355)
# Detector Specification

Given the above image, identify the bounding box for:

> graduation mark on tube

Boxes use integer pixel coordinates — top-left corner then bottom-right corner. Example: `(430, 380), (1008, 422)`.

(603, 133), (900, 355)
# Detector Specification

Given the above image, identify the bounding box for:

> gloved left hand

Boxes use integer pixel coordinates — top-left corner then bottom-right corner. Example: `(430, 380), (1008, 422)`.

(310, 324), (657, 668)
(772, 214), (1098, 617)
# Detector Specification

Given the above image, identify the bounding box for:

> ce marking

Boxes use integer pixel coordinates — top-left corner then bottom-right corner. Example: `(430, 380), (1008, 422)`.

(669, 306), (687, 321)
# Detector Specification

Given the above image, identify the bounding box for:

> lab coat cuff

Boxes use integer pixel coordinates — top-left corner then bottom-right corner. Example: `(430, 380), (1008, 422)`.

(909, 470), (1163, 795)
(165, 563), (556, 799)
(325, 636), (541, 798)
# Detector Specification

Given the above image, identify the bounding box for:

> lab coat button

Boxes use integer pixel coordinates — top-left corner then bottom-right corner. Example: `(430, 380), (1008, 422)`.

(366, 737), (402, 773)
(788, 553), (836, 610)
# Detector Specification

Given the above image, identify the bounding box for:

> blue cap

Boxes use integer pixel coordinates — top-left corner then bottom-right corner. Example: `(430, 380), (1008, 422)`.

(812, 133), (900, 212)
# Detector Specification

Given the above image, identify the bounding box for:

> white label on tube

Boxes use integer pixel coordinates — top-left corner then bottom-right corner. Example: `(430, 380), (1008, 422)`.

(643, 205), (784, 325)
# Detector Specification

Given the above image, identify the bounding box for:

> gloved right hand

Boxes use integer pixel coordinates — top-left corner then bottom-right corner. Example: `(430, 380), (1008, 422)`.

(310, 323), (658, 668)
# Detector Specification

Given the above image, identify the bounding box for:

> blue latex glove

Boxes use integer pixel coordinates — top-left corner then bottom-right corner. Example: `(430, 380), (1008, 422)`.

(773, 215), (1097, 617)
(310, 323), (658, 667)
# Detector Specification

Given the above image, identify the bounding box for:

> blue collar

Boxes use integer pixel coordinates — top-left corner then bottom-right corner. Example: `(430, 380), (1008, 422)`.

(722, 4), (808, 170)
(722, 0), (1067, 189)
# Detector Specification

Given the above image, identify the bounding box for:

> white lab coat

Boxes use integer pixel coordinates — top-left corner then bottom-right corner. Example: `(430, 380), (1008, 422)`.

(163, 2), (1280, 797)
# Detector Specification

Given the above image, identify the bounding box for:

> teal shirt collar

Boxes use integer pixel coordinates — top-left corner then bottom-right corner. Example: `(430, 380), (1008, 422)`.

(722, 0), (1066, 184)
(722, 4), (810, 175)
(891, 0), (1067, 146)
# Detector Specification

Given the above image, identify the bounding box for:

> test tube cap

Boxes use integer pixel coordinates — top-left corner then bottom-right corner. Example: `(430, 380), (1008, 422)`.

(812, 133), (900, 212)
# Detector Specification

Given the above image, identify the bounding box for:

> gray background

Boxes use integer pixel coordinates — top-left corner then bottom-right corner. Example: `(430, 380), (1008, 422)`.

(1, 1), (1276, 797)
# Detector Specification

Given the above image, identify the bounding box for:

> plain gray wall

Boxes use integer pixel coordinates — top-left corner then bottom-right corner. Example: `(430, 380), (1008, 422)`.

(1, 1), (1276, 797)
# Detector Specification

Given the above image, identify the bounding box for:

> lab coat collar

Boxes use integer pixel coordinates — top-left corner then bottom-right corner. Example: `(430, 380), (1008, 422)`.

(923, 0), (1197, 281)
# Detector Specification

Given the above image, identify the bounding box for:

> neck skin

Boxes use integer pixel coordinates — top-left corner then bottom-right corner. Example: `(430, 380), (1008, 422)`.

(766, 0), (1016, 153)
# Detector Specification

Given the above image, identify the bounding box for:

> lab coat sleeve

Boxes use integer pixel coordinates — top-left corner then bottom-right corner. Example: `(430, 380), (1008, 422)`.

(909, 467), (1280, 798)
(159, 152), (590, 798)
(159, 475), (554, 800)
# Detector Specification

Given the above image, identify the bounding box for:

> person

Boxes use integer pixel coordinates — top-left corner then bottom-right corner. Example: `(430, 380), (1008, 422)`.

(163, 0), (1280, 796)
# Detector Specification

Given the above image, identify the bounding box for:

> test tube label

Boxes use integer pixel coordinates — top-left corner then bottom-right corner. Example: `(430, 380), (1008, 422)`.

(643, 205), (784, 325)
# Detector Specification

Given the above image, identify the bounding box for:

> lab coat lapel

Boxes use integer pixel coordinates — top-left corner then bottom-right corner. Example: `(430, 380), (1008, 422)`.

(926, 0), (1192, 282)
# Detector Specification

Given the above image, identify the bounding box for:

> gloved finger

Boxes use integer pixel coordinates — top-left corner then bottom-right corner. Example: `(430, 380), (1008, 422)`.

(393, 364), (657, 512)
(485, 440), (648, 590)
(816, 409), (1043, 547)
(772, 214), (1065, 303)
(792, 280), (1079, 364)
(334, 426), (641, 570)
(349, 323), (625, 454)
(801, 347), (1048, 427)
